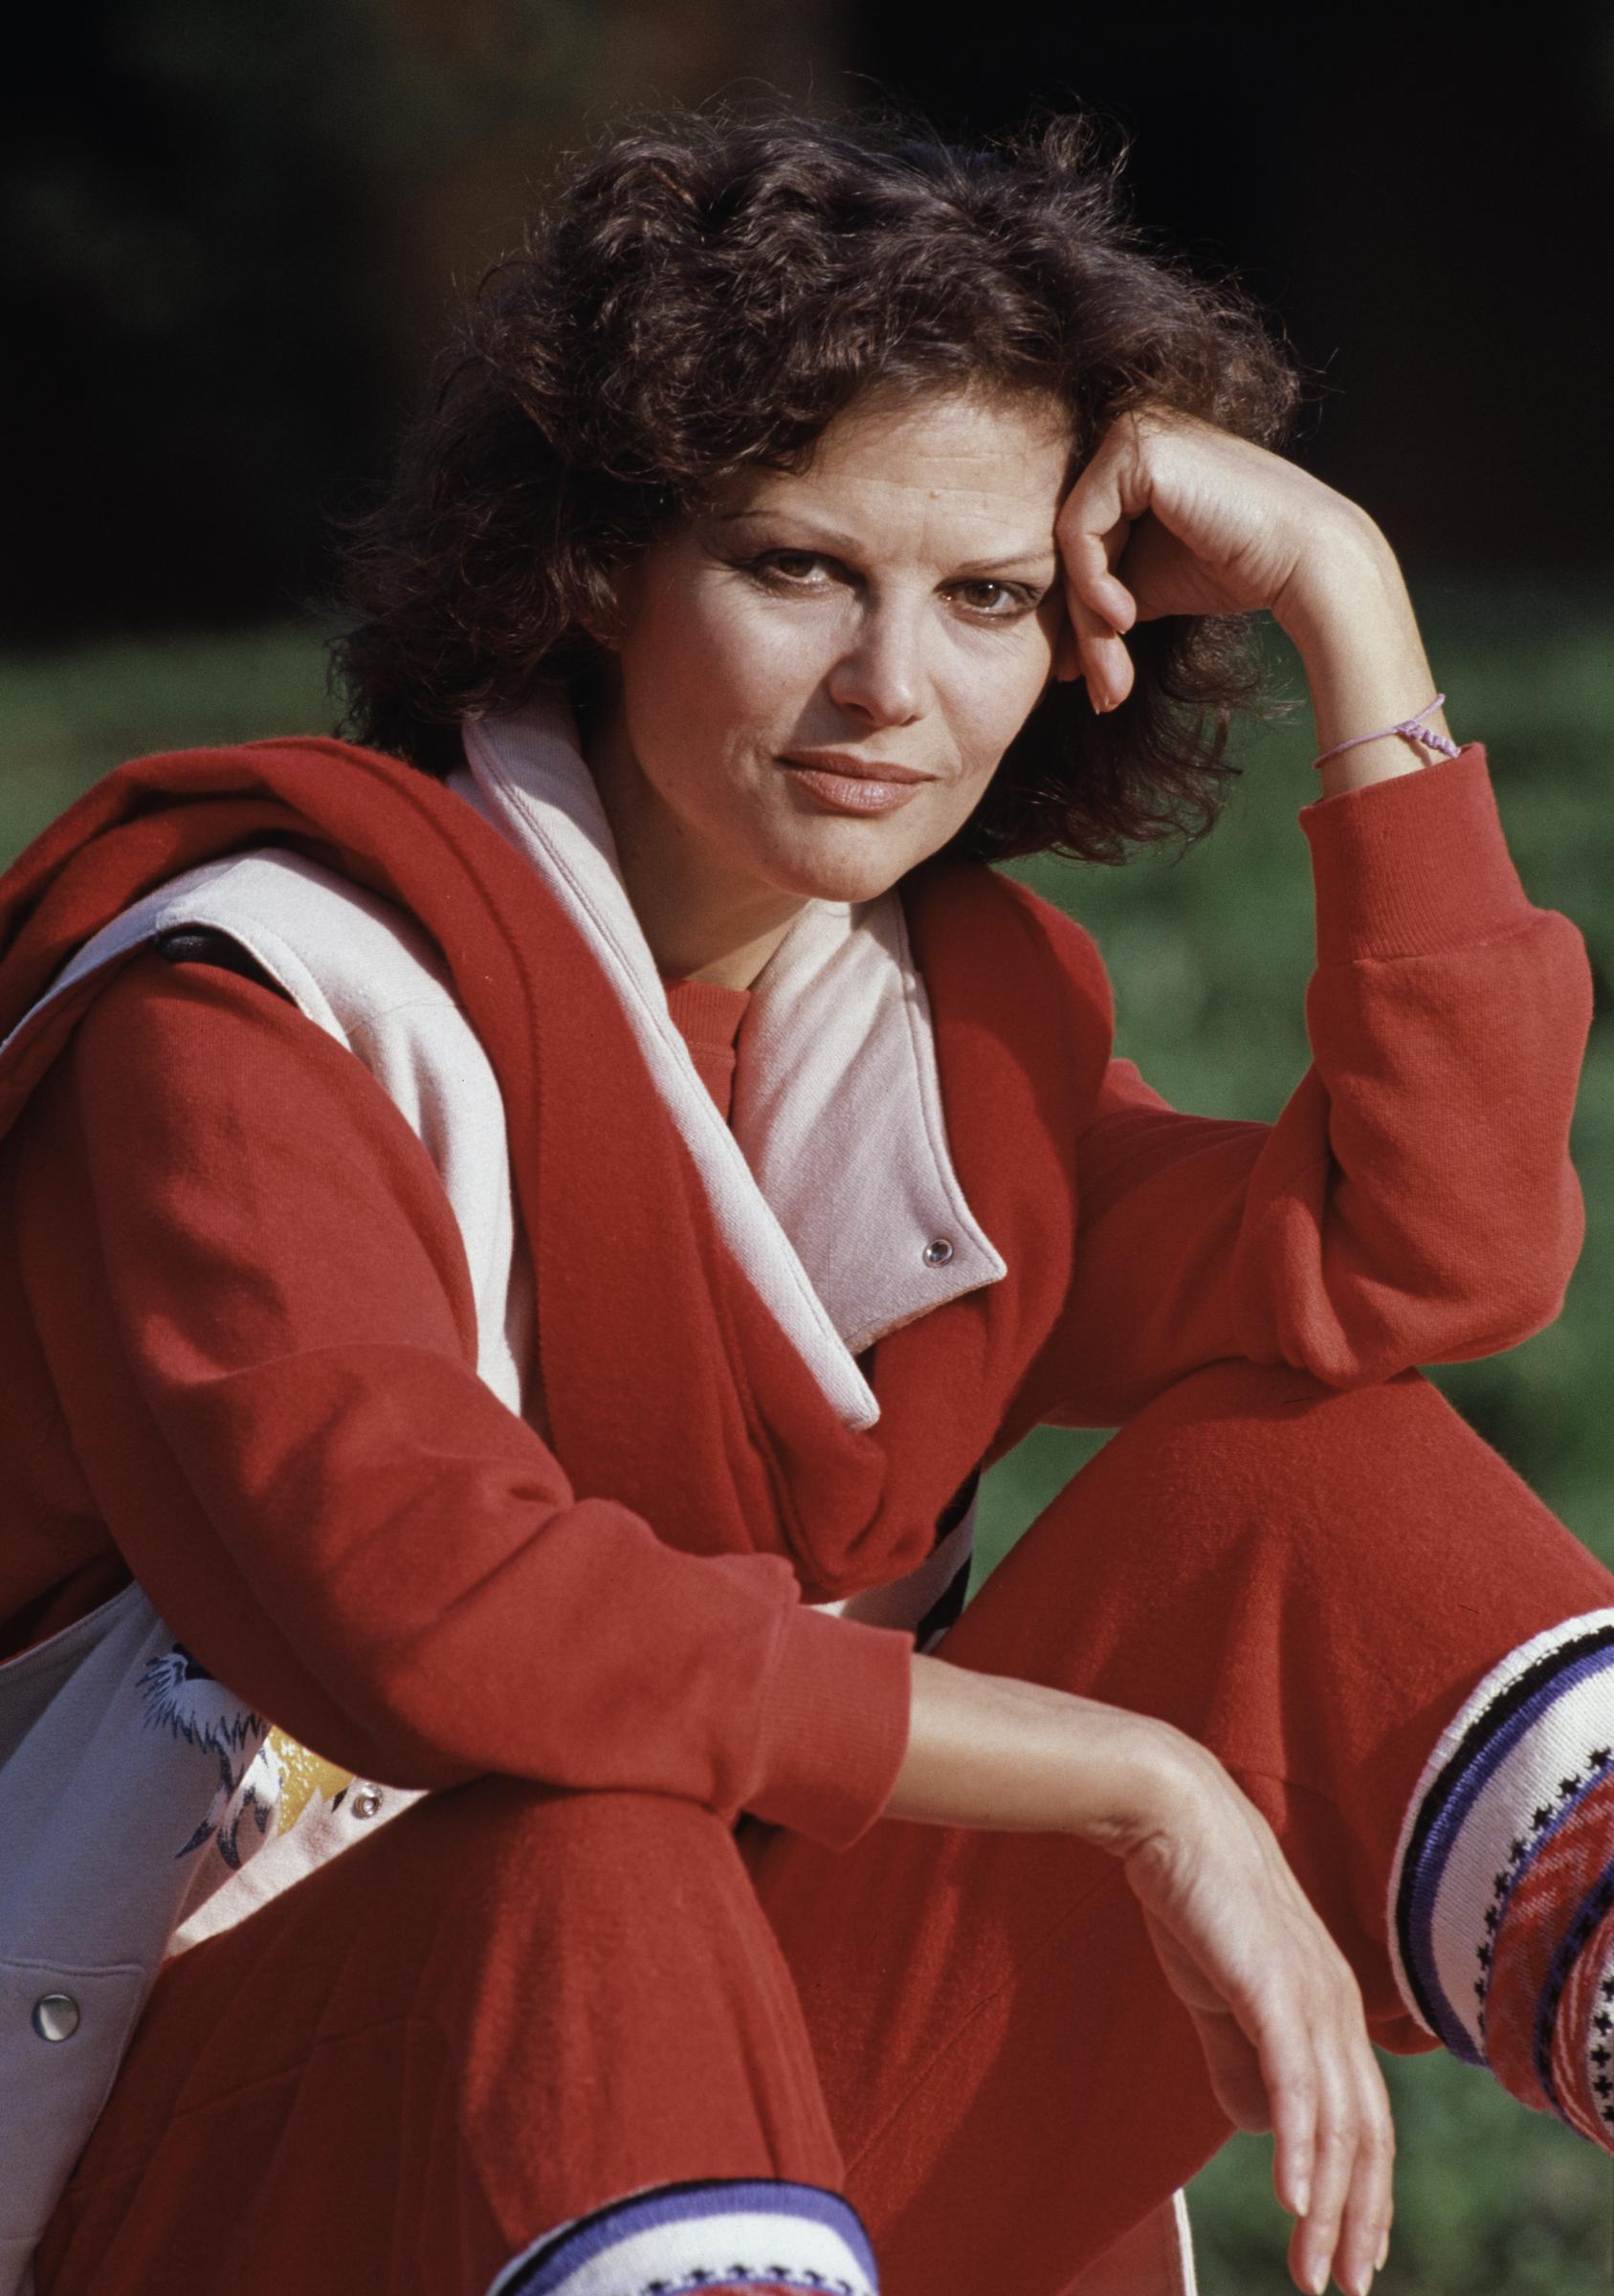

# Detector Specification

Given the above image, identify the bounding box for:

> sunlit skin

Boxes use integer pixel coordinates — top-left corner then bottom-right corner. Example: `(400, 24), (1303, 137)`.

(586, 386), (1072, 986)
(583, 379), (1455, 2296)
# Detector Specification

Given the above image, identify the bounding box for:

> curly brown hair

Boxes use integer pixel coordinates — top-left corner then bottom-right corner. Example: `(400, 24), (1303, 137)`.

(332, 100), (1304, 864)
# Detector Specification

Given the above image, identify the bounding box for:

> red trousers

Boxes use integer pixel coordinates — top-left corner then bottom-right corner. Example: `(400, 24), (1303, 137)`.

(33, 1360), (1614, 2296)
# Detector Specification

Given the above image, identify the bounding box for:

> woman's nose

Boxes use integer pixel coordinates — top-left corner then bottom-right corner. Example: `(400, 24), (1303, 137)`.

(825, 602), (925, 727)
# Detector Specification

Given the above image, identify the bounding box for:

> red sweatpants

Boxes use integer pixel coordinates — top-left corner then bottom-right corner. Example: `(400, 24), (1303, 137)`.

(33, 1360), (1614, 2296)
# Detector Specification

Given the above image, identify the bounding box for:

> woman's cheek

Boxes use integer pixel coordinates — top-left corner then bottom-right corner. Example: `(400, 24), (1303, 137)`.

(957, 673), (1046, 781)
(747, 601), (848, 694)
(689, 604), (811, 722)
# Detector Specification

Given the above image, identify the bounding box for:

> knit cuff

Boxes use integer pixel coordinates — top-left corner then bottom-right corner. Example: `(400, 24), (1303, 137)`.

(1387, 1608), (1614, 2147)
(745, 1602), (913, 1848)
(488, 2177), (879, 2296)
(1299, 742), (1535, 966)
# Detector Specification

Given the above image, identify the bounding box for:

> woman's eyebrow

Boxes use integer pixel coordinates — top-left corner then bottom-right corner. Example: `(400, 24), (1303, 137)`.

(708, 508), (1057, 578)
(951, 548), (1059, 580)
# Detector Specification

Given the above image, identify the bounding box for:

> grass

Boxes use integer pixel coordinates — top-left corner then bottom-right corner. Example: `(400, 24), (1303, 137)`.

(0, 624), (340, 860)
(4, 586), (1612, 2292)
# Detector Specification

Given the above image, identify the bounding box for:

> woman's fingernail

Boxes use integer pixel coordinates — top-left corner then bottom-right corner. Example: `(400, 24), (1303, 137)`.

(1376, 2227), (1390, 2271)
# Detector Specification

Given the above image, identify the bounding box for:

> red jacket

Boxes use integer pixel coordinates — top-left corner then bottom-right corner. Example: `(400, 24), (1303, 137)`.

(0, 734), (1592, 1847)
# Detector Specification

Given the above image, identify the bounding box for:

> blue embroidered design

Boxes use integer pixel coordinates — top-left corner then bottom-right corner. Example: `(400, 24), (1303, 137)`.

(139, 1643), (275, 1867)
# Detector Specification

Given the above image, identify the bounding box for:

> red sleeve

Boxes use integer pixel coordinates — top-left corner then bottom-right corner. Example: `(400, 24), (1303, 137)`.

(15, 952), (912, 1847)
(1039, 743), (1594, 1426)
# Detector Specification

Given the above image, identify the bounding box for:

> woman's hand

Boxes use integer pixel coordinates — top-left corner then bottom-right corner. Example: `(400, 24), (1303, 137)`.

(1051, 405), (1456, 796)
(888, 1657), (1394, 2294)
(1050, 406), (1367, 700)
(1119, 1734), (1395, 2296)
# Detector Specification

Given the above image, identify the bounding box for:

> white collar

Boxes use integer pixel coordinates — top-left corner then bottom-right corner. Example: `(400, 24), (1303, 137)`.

(454, 693), (1006, 1429)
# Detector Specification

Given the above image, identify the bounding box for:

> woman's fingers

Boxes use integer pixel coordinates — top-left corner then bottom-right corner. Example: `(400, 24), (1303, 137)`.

(1124, 1784), (1394, 2295)
(1053, 420), (1142, 707)
(1063, 597), (1135, 713)
(1058, 422), (1140, 608)
(1270, 1985), (1393, 2296)
(1216, 2005), (1392, 2296)
(1259, 2015), (1318, 2216)
(1052, 399), (1372, 708)
(1292, 2058), (1358, 2294)
(1330, 2052), (1395, 2296)
(1055, 550), (1135, 711)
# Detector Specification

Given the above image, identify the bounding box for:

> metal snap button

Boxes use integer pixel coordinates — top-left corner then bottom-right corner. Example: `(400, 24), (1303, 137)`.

(351, 1786), (385, 1821)
(921, 1237), (955, 1268)
(32, 1994), (80, 2042)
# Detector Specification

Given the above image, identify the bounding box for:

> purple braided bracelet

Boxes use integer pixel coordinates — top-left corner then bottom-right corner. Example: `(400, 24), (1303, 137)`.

(1312, 693), (1462, 770)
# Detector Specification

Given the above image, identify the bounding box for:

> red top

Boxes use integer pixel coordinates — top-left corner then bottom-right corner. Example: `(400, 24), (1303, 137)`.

(661, 977), (751, 1122)
(0, 740), (1593, 1850)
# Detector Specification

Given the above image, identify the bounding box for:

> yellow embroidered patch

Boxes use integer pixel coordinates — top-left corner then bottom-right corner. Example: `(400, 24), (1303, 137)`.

(265, 1728), (354, 1832)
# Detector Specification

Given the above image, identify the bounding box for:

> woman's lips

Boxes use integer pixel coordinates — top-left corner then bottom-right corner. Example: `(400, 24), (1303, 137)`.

(778, 759), (933, 816)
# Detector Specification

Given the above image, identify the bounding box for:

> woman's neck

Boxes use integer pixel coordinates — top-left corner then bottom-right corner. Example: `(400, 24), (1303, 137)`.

(652, 908), (803, 990)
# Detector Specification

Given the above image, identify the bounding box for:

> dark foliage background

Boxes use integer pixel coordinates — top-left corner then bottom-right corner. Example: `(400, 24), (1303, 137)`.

(8, 3), (1612, 635)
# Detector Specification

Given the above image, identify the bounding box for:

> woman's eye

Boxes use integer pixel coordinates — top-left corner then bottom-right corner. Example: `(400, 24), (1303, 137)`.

(742, 554), (1038, 618)
(953, 579), (1036, 618)
(750, 551), (836, 587)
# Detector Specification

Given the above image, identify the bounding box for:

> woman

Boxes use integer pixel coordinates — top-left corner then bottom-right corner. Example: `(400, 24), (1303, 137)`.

(0, 105), (1605, 2296)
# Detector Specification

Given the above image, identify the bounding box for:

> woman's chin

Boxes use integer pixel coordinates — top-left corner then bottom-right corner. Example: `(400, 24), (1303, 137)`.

(769, 852), (927, 908)
(759, 818), (961, 908)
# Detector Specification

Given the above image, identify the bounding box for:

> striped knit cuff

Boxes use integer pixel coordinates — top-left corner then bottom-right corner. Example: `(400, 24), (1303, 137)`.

(486, 2178), (879, 2296)
(1387, 1609), (1614, 2143)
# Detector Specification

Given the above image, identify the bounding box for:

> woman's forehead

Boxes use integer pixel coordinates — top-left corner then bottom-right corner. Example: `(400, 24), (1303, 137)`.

(704, 386), (1072, 562)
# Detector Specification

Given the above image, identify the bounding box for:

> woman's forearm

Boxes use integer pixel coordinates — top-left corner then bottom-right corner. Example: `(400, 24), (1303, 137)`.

(1275, 515), (1454, 802)
(882, 1650), (1190, 1849)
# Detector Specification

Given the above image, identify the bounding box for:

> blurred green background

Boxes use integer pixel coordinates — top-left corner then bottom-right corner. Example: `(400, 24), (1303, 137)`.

(5, 582), (1610, 2295)
(7, 0), (1614, 2284)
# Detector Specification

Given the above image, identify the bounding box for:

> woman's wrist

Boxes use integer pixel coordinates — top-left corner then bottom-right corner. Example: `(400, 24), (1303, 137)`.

(886, 1651), (1195, 1851)
(1274, 517), (1455, 800)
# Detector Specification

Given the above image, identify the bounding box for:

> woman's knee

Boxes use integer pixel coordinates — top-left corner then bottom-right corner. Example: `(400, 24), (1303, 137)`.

(948, 1353), (1612, 1756)
(1049, 1355), (1590, 1594)
(378, 1774), (752, 1956)
(338, 1778), (824, 2154)
(411, 1770), (735, 1868)
(1094, 1355), (1464, 1505)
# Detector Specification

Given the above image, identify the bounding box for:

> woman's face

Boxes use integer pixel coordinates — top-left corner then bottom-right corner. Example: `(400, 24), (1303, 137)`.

(586, 385), (1073, 957)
